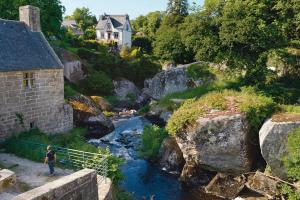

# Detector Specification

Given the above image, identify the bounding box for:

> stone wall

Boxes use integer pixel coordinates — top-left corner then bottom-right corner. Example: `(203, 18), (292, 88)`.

(0, 69), (73, 140)
(13, 169), (98, 200)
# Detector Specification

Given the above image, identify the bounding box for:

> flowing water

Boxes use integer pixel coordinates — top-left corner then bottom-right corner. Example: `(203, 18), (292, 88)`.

(90, 115), (215, 200)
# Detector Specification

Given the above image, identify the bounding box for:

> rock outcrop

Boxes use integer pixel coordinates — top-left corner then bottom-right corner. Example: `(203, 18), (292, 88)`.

(69, 95), (114, 138)
(144, 61), (214, 99)
(159, 137), (185, 174)
(145, 101), (172, 126)
(259, 113), (300, 179)
(144, 67), (188, 99)
(64, 60), (85, 84)
(55, 47), (85, 84)
(113, 78), (140, 100)
(90, 96), (112, 111)
(176, 113), (253, 176)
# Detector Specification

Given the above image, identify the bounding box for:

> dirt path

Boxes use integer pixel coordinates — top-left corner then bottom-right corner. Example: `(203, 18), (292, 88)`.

(0, 153), (73, 199)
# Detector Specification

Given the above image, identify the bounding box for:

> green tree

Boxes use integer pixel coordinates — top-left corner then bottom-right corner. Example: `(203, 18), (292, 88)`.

(72, 7), (97, 32)
(167, 0), (189, 16)
(154, 26), (193, 64)
(0, 0), (65, 36)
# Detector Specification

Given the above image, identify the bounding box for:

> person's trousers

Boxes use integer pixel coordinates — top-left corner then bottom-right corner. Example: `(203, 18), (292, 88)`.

(48, 161), (55, 174)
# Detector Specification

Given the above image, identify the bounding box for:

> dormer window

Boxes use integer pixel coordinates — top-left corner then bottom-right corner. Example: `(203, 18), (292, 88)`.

(126, 24), (129, 31)
(107, 23), (111, 30)
(23, 72), (34, 89)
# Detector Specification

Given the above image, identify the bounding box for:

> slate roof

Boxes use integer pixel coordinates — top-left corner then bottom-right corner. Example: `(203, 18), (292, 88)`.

(0, 19), (63, 72)
(62, 19), (79, 28)
(96, 15), (129, 30)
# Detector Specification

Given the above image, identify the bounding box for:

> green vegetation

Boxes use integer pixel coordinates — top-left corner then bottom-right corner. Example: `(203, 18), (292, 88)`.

(0, 0), (65, 36)
(80, 71), (114, 96)
(84, 147), (124, 183)
(166, 89), (276, 135)
(158, 78), (241, 110)
(114, 187), (133, 200)
(139, 125), (169, 159)
(138, 105), (150, 115)
(282, 127), (300, 182)
(64, 82), (79, 99)
(4, 128), (123, 183)
(186, 64), (216, 81)
(278, 184), (300, 200)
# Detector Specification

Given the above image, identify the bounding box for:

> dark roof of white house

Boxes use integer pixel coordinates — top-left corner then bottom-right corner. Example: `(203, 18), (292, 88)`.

(96, 14), (129, 30)
(0, 19), (63, 72)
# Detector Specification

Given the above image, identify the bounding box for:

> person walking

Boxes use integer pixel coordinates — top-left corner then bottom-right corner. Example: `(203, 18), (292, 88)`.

(44, 145), (56, 176)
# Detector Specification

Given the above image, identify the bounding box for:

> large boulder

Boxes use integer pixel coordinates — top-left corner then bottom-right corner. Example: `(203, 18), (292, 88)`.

(144, 61), (214, 99)
(159, 137), (185, 174)
(144, 67), (188, 99)
(259, 113), (300, 179)
(176, 113), (253, 175)
(69, 95), (114, 138)
(113, 78), (140, 100)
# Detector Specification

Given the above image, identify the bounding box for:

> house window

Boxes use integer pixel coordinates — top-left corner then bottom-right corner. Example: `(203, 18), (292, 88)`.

(22, 72), (34, 89)
(107, 23), (111, 30)
(114, 32), (119, 39)
(101, 32), (105, 39)
(126, 24), (129, 31)
(107, 32), (111, 40)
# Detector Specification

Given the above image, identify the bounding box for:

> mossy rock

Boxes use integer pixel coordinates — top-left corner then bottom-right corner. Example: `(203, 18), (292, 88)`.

(166, 89), (276, 135)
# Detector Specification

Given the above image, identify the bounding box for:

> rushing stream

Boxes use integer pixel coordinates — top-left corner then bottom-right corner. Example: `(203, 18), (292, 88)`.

(90, 115), (212, 200)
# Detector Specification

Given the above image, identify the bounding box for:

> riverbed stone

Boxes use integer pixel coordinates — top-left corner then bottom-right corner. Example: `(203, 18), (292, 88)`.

(176, 113), (253, 175)
(259, 113), (300, 179)
(159, 137), (185, 174)
(245, 171), (280, 199)
(205, 173), (246, 199)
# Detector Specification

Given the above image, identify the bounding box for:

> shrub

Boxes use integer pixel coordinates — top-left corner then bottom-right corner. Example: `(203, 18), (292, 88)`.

(64, 83), (79, 99)
(166, 89), (276, 135)
(139, 125), (169, 159)
(282, 127), (300, 182)
(138, 105), (150, 115)
(81, 71), (114, 95)
(83, 147), (124, 183)
(187, 64), (216, 82)
(132, 36), (153, 53)
(278, 184), (300, 200)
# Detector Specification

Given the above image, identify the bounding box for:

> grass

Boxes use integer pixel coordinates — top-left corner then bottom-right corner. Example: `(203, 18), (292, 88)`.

(166, 88), (276, 135)
(157, 79), (242, 111)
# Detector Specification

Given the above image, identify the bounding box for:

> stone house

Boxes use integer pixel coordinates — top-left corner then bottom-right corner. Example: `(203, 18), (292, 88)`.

(61, 19), (84, 36)
(96, 14), (132, 48)
(0, 5), (73, 140)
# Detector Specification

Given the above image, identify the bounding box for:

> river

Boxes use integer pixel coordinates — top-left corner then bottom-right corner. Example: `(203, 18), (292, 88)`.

(90, 115), (217, 200)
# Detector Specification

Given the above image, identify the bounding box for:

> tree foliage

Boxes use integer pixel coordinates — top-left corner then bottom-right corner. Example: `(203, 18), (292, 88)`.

(0, 0), (65, 36)
(72, 7), (97, 32)
(167, 0), (189, 16)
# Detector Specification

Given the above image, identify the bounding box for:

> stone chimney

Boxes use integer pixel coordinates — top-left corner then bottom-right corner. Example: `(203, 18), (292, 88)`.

(19, 5), (41, 32)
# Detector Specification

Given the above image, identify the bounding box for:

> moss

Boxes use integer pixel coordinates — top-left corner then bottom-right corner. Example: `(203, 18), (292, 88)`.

(166, 89), (276, 135)
(282, 127), (300, 182)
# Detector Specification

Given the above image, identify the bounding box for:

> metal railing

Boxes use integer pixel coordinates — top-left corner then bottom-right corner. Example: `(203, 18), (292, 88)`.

(10, 139), (108, 183)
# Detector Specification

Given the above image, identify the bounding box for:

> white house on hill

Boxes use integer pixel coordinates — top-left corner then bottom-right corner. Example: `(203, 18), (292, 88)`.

(96, 14), (132, 48)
